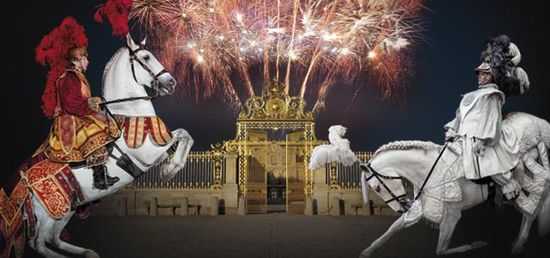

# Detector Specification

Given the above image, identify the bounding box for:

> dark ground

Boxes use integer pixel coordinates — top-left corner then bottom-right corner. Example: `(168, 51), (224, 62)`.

(22, 203), (549, 258)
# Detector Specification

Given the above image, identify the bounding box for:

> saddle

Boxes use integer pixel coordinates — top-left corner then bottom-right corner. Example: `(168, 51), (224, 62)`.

(0, 151), (87, 258)
(422, 137), (549, 223)
(418, 145), (466, 224)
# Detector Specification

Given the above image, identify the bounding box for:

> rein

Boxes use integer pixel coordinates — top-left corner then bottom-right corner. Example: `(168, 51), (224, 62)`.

(363, 143), (448, 211)
(365, 163), (408, 209)
(414, 144), (447, 200)
(100, 96), (155, 106)
(101, 45), (168, 107)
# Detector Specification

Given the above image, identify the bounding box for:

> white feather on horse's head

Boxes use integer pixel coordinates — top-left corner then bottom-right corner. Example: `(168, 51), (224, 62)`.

(328, 125), (349, 147)
(329, 125), (347, 137)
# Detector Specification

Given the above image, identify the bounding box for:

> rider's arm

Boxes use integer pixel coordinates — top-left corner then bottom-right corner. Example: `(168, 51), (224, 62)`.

(471, 93), (503, 146)
(444, 109), (460, 141)
(58, 72), (95, 116)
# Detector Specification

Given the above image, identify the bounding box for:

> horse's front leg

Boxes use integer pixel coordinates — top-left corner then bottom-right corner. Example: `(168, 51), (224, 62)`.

(160, 129), (193, 180)
(436, 208), (487, 255)
(360, 215), (411, 258)
(511, 215), (535, 254)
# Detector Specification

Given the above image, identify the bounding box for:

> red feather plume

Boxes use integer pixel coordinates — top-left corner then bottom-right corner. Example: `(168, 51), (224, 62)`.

(94, 0), (132, 37)
(35, 17), (88, 118)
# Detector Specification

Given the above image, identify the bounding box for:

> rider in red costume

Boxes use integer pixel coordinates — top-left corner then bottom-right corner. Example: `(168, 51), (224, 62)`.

(36, 17), (121, 190)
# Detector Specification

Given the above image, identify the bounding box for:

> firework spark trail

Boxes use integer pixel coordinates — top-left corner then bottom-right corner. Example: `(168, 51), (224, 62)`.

(130, 0), (423, 113)
(215, 1), (255, 98)
(299, 0), (340, 99)
(312, 60), (338, 114)
(341, 85), (363, 124)
(284, 0), (299, 94)
(262, 0), (270, 87)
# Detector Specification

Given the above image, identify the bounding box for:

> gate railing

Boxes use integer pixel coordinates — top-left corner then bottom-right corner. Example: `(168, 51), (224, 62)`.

(325, 152), (374, 189)
(134, 151), (226, 190)
(325, 151), (414, 196)
(134, 149), (414, 195)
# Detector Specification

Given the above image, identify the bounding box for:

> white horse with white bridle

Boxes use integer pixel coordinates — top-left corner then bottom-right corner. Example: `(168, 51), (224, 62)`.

(21, 34), (193, 258)
(311, 113), (550, 257)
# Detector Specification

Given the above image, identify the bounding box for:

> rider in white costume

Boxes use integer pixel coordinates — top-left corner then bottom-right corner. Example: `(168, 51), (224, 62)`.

(444, 35), (530, 200)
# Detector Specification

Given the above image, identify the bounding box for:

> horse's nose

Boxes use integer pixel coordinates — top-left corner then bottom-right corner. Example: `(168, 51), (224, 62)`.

(165, 78), (176, 95)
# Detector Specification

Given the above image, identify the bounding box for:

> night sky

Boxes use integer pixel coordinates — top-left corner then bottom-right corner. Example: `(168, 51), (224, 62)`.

(3, 0), (549, 184)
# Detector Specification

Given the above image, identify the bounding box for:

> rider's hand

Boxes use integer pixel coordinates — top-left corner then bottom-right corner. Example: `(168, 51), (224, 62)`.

(87, 97), (103, 112)
(473, 139), (486, 156)
(444, 128), (456, 142)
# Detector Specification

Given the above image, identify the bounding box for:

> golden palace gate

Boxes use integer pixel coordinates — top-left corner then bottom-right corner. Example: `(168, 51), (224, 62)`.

(95, 82), (402, 216)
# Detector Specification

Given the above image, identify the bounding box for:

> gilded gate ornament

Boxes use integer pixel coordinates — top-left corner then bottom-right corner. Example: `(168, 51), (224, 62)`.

(240, 81), (311, 120)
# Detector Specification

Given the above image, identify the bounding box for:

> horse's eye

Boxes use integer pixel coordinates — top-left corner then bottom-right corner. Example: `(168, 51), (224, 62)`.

(143, 55), (150, 61)
(375, 185), (381, 192)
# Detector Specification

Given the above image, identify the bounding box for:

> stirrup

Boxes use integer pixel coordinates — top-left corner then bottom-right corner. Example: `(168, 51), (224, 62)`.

(92, 165), (119, 190)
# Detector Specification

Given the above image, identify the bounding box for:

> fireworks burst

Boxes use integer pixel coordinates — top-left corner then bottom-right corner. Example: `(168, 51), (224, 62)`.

(130, 0), (424, 114)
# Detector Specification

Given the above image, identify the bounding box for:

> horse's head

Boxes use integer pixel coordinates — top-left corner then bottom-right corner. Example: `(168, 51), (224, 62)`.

(360, 162), (410, 214)
(358, 141), (443, 214)
(126, 34), (176, 96)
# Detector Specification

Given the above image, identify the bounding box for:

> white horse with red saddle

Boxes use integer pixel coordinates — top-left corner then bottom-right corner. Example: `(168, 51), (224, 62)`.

(0, 35), (193, 258)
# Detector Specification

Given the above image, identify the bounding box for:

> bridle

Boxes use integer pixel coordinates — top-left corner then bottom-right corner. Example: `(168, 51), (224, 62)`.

(128, 44), (170, 91)
(361, 144), (448, 213)
(101, 45), (171, 107)
(363, 163), (410, 212)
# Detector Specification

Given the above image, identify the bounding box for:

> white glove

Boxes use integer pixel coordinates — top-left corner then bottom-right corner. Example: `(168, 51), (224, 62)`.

(473, 139), (486, 156)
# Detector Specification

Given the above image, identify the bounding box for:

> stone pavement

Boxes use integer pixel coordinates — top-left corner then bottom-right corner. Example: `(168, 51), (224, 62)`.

(23, 204), (549, 258)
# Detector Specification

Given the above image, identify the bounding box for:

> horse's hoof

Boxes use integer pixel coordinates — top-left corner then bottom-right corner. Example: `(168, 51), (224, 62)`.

(471, 241), (488, 249)
(160, 166), (176, 181)
(359, 250), (373, 258)
(511, 245), (525, 254)
(83, 249), (100, 258)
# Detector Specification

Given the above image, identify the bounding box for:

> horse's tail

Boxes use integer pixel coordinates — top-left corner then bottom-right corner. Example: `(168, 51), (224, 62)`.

(538, 187), (550, 236)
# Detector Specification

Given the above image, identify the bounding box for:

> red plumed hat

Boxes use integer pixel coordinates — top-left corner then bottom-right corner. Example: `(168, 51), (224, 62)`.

(35, 17), (88, 118)
(94, 0), (132, 37)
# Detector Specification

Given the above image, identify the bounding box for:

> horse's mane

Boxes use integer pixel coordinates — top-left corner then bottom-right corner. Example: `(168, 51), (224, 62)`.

(102, 47), (126, 94)
(373, 140), (440, 157)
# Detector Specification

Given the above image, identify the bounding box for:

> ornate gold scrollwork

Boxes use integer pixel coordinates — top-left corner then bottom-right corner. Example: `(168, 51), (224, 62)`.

(239, 81), (312, 120)
(212, 81), (319, 198)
